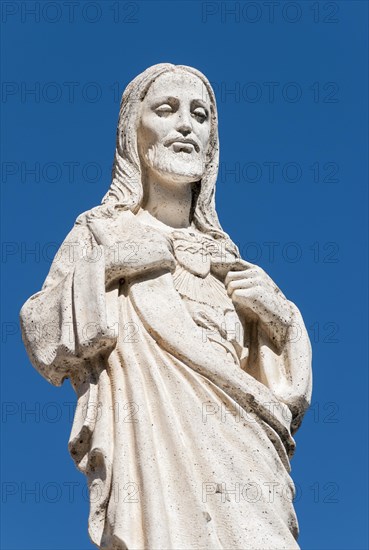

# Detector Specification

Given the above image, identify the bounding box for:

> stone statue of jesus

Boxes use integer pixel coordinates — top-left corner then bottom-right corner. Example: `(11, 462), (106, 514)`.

(20, 63), (312, 550)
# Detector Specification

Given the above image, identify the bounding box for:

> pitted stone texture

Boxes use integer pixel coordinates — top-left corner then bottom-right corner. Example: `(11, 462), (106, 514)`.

(21, 63), (312, 550)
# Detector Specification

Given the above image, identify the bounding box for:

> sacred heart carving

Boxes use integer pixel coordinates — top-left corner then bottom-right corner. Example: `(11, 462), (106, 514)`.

(171, 230), (211, 278)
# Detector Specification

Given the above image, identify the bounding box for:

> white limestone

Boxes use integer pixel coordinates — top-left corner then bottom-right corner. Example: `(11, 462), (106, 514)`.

(20, 63), (312, 550)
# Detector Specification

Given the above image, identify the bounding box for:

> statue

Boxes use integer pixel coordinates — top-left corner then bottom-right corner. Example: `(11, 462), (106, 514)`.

(20, 63), (312, 550)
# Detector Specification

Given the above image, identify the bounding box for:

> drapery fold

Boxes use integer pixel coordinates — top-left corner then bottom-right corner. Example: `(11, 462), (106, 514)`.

(20, 212), (312, 549)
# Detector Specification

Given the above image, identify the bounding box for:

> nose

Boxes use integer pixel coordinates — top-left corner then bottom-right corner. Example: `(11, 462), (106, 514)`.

(176, 110), (192, 136)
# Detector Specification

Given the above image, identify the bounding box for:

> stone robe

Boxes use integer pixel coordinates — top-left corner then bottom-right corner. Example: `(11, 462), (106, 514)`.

(20, 208), (312, 550)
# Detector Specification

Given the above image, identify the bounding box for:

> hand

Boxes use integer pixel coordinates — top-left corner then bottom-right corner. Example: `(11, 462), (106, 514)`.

(225, 262), (292, 348)
(87, 213), (176, 285)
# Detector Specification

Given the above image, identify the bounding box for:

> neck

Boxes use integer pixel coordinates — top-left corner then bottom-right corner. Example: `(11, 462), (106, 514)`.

(141, 171), (194, 229)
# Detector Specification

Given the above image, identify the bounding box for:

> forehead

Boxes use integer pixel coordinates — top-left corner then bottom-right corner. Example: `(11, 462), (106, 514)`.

(144, 71), (211, 105)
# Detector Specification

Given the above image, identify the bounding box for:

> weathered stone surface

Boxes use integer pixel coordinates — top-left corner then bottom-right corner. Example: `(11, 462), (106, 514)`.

(20, 64), (312, 550)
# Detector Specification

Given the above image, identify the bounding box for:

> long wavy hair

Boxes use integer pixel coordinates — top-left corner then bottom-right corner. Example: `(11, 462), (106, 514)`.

(82, 63), (239, 257)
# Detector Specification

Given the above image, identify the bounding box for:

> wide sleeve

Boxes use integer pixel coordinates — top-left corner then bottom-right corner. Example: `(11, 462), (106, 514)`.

(245, 301), (312, 434)
(20, 220), (119, 386)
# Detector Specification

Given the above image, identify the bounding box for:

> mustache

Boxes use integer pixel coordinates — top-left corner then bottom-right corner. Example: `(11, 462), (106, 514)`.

(164, 135), (201, 153)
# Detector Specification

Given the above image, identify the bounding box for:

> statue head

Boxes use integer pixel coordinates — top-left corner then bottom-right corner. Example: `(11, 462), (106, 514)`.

(136, 69), (211, 190)
(101, 63), (238, 252)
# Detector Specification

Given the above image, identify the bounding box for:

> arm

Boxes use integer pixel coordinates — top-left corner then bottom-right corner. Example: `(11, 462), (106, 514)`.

(225, 261), (312, 433)
(20, 221), (116, 386)
(20, 208), (176, 386)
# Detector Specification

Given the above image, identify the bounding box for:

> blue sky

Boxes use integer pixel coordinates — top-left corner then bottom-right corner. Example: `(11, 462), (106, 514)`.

(1, 1), (368, 549)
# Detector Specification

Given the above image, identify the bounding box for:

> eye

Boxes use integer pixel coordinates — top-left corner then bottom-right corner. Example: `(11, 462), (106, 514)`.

(155, 104), (173, 116)
(192, 107), (208, 123)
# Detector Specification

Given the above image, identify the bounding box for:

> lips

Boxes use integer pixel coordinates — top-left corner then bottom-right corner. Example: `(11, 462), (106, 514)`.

(165, 137), (200, 152)
(172, 142), (195, 153)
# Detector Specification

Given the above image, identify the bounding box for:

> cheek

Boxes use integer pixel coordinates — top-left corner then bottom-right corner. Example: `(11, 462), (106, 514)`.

(138, 118), (159, 148)
(139, 113), (172, 147)
(197, 124), (211, 149)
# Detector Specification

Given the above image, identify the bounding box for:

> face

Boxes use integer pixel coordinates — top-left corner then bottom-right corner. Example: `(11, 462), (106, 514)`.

(137, 70), (212, 186)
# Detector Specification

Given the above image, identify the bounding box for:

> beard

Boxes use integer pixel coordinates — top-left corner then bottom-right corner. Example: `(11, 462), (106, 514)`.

(143, 143), (205, 183)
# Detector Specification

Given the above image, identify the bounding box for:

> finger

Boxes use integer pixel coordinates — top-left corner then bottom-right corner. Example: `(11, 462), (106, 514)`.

(225, 268), (260, 286)
(227, 278), (256, 296)
(225, 270), (248, 286)
(231, 259), (256, 270)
